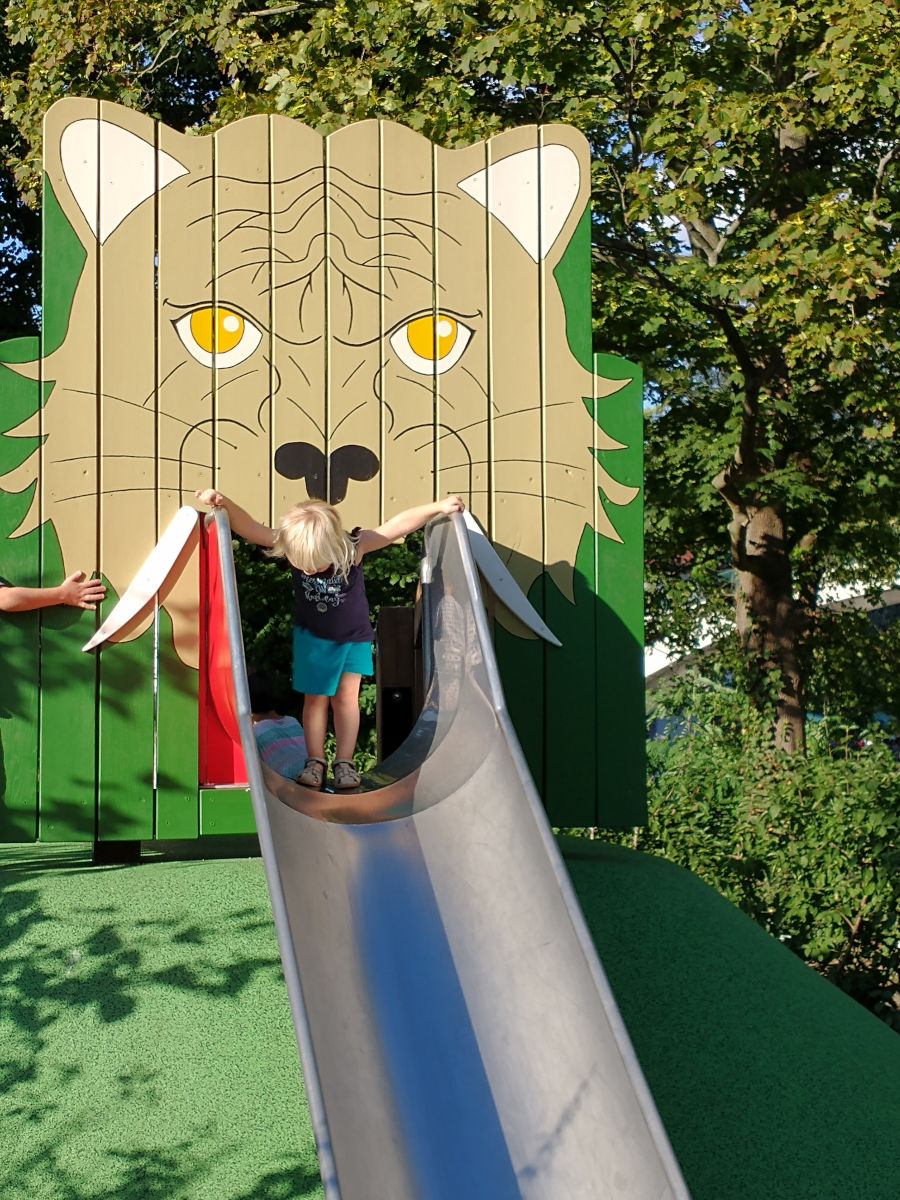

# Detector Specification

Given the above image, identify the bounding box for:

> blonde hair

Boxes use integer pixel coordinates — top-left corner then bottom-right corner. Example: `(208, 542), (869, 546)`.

(268, 500), (355, 578)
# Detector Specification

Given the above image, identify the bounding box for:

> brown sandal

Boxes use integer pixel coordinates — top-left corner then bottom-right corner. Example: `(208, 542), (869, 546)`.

(297, 757), (326, 789)
(332, 759), (361, 791)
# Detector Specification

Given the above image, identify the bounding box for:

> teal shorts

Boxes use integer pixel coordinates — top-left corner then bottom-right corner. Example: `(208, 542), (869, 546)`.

(292, 627), (374, 697)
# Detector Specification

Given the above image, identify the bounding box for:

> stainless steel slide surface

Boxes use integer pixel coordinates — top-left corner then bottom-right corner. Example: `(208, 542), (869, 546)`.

(212, 508), (690, 1200)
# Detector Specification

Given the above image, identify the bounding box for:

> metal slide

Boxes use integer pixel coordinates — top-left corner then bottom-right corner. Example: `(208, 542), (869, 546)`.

(212, 508), (690, 1200)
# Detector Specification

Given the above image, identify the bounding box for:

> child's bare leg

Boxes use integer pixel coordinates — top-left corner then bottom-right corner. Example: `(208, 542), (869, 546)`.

(302, 693), (329, 761)
(331, 672), (362, 761)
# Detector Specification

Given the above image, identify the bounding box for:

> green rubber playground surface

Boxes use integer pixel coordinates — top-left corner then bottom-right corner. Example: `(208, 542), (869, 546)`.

(3, 835), (899, 1199)
(562, 838), (900, 1200)
(0, 838), (322, 1200)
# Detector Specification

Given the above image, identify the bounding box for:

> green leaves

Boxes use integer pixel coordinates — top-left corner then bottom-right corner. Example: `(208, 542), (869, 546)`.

(0, 0), (896, 741)
(618, 668), (900, 1029)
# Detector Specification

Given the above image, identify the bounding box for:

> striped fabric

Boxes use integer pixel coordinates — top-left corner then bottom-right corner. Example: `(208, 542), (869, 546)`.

(252, 715), (308, 781)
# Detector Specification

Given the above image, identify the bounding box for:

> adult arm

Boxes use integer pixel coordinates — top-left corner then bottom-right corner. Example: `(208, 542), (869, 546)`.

(356, 496), (464, 557)
(194, 489), (276, 548)
(0, 571), (106, 613)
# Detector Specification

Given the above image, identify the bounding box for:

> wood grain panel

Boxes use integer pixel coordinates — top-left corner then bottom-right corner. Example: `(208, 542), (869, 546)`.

(213, 114), (272, 524)
(269, 116), (328, 524)
(325, 120), (385, 529)
(539, 133), (598, 822)
(151, 117), (214, 826)
(94, 101), (159, 840)
(38, 98), (101, 840)
(433, 137), (491, 527)
(481, 125), (547, 795)
(377, 121), (436, 517)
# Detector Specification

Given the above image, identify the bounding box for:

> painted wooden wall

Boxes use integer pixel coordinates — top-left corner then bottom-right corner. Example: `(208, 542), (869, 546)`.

(0, 100), (643, 842)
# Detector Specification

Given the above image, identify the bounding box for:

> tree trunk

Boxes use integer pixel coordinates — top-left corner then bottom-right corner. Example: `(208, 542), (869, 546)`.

(729, 503), (805, 753)
(710, 335), (806, 753)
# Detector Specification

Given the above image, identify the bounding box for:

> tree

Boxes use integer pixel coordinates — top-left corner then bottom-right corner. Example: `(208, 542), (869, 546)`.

(608, 667), (900, 1029)
(207, 0), (900, 750)
(1, 0), (898, 747)
(0, 0), (225, 200)
(585, 1), (900, 751)
(0, 22), (40, 338)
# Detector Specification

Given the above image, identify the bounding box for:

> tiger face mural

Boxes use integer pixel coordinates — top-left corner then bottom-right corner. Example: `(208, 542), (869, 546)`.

(1, 101), (637, 667)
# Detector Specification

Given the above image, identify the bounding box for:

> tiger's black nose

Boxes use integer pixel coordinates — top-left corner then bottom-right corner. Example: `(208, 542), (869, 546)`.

(274, 442), (380, 505)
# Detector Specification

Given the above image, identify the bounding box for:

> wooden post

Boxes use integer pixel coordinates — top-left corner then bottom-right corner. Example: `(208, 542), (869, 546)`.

(376, 607), (418, 760)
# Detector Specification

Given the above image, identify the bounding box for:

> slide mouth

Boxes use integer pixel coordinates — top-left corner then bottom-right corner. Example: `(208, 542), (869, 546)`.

(215, 507), (499, 826)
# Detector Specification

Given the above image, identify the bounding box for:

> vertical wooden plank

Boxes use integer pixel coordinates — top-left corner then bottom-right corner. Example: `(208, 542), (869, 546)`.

(592, 351), (646, 827)
(325, 120), (385, 530)
(378, 122), (436, 516)
(0, 450), (40, 841)
(95, 102), (159, 840)
(433, 138), (492, 525)
(539, 203), (602, 826)
(37, 99), (102, 841)
(269, 116), (327, 526)
(154, 603), (201, 838)
(213, 114), (272, 523)
(185, 115), (276, 783)
(152, 117), (215, 834)
(0, 154), (89, 842)
(0, 328), (43, 841)
(480, 126), (547, 796)
(539, 132), (601, 825)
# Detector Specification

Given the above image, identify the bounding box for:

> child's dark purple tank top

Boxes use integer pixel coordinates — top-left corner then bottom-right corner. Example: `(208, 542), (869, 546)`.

(289, 528), (374, 643)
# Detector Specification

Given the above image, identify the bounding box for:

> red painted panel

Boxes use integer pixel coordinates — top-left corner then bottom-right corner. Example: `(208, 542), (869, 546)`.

(198, 521), (247, 786)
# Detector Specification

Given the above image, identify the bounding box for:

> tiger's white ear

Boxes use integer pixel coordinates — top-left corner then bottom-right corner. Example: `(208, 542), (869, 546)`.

(458, 144), (581, 263)
(60, 119), (188, 244)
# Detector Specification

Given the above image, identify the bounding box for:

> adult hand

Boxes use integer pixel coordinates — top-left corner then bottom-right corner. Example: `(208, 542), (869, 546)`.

(438, 495), (465, 514)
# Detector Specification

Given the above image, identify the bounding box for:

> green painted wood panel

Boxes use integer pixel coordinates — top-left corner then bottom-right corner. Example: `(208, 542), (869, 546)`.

(155, 605), (200, 840)
(2, 103), (646, 843)
(37, 526), (97, 841)
(0, 471), (41, 841)
(96, 614), (155, 840)
(94, 101), (157, 841)
(496, 207), (646, 828)
(199, 787), (254, 836)
(591, 351), (645, 827)
(37, 102), (101, 842)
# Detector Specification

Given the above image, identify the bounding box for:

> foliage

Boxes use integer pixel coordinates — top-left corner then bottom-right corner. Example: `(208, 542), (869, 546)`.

(0, 22), (38, 336)
(582, 0), (900, 746)
(593, 667), (900, 1029)
(1, 0), (223, 201)
(1, 0), (897, 737)
(806, 603), (900, 728)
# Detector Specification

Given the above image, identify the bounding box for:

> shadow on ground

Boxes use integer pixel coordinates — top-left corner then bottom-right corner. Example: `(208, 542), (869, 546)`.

(0, 846), (322, 1200)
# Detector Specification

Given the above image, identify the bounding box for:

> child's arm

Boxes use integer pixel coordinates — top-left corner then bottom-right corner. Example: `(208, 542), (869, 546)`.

(356, 496), (464, 557)
(195, 489), (276, 548)
(0, 572), (106, 613)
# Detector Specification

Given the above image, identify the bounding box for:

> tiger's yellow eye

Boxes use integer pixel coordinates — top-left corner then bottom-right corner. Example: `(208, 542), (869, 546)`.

(173, 305), (262, 368)
(189, 307), (246, 355)
(405, 314), (459, 361)
(389, 312), (473, 375)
